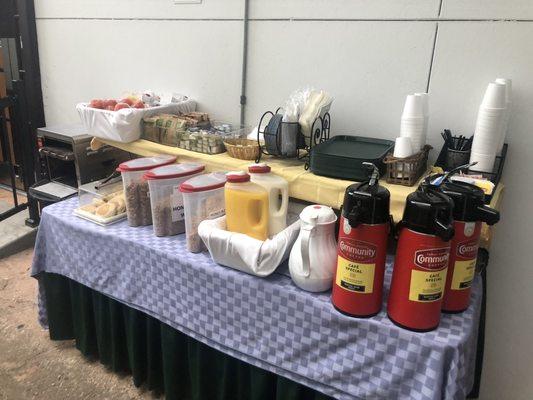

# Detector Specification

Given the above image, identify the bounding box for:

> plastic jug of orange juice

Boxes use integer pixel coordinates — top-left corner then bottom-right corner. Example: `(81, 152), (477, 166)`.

(225, 171), (269, 240)
(248, 163), (289, 237)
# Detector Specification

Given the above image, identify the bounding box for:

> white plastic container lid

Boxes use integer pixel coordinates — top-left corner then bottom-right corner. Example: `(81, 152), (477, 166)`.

(117, 155), (177, 172)
(180, 172), (227, 193)
(144, 163), (205, 180)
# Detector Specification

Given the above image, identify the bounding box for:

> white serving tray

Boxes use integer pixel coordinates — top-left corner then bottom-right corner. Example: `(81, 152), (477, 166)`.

(74, 208), (127, 226)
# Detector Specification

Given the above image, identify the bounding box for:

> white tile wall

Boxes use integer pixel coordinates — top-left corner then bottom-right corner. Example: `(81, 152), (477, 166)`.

(250, 0), (440, 20)
(430, 21), (533, 400)
(36, 19), (243, 125)
(246, 20), (435, 139)
(441, 0), (533, 20)
(34, 0), (244, 20)
(34, 2), (533, 400)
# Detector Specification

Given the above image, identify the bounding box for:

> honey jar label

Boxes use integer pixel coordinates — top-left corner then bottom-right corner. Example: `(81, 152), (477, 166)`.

(171, 186), (185, 222)
(451, 259), (476, 290)
(409, 269), (447, 302)
(335, 256), (375, 294)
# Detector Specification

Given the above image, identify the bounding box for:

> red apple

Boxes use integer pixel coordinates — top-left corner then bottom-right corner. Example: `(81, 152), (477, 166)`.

(89, 99), (104, 109)
(114, 102), (131, 111)
(104, 99), (117, 109)
(133, 100), (145, 109)
(106, 105), (115, 111)
(119, 98), (134, 107)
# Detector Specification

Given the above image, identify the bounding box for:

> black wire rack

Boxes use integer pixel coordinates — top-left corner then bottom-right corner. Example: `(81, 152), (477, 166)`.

(255, 107), (331, 164)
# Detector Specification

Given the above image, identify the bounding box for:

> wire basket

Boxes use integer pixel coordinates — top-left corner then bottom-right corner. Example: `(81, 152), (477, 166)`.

(383, 145), (432, 186)
(224, 139), (260, 160)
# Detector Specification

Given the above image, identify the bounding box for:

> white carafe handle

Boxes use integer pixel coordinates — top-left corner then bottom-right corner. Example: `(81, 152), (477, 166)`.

(301, 216), (317, 278)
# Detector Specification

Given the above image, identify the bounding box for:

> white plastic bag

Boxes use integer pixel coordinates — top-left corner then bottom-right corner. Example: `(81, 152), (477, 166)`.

(198, 216), (300, 277)
(76, 98), (197, 143)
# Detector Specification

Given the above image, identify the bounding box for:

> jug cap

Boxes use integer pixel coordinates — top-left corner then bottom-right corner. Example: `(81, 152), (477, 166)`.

(248, 163), (271, 174)
(342, 163), (390, 226)
(226, 171), (250, 183)
(439, 180), (499, 224)
(300, 205), (337, 225)
(144, 163), (205, 180)
(401, 183), (455, 241)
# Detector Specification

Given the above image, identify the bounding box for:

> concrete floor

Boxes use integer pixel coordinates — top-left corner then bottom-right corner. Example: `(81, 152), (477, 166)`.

(0, 190), (36, 258)
(0, 249), (156, 400)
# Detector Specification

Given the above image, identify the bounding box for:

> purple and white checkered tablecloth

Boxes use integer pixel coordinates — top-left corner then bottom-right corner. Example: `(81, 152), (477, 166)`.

(31, 197), (481, 400)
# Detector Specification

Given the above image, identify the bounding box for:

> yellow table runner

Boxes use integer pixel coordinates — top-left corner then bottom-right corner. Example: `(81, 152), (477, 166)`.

(98, 138), (503, 249)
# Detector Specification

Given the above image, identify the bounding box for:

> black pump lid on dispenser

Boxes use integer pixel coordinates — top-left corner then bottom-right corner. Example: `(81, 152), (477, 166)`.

(401, 183), (455, 241)
(342, 163), (390, 226)
(439, 180), (500, 225)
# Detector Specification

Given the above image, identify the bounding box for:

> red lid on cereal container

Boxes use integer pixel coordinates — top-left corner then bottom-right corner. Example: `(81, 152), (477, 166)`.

(179, 172), (227, 193)
(144, 163), (205, 180)
(117, 155), (176, 172)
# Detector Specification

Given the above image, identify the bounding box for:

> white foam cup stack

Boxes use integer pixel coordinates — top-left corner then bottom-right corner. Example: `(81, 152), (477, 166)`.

(469, 151), (497, 172)
(393, 136), (414, 158)
(481, 82), (506, 109)
(402, 94), (424, 118)
(469, 81), (507, 172)
(494, 78), (512, 154)
(400, 94), (426, 151)
(415, 92), (429, 139)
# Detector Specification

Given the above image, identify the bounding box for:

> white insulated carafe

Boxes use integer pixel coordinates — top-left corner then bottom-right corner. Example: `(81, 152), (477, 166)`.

(289, 205), (337, 292)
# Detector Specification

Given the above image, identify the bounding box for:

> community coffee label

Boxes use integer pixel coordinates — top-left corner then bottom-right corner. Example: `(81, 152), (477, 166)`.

(451, 238), (479, 290)
(409, 247), (449, 302)
(338, 239), (377, 262)
(414, 248), (449, 270)
(336, 239), (377, 293)
(456, 239), (478, 259)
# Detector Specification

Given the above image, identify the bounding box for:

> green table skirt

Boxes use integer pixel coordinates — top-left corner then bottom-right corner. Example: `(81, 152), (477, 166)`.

(42, 273), (333, 400)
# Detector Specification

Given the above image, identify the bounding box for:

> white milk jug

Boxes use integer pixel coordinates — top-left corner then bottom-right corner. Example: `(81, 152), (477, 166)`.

(289, 205), (337, 292)
(248, 163), (289, 236)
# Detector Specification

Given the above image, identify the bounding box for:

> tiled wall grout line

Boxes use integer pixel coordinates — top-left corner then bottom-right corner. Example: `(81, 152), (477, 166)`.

(426, 0), (444, 93)
(34, 17), (533, 22)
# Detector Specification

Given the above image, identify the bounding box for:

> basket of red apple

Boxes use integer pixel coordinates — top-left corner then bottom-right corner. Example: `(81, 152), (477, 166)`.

(76, 91), (196, 143)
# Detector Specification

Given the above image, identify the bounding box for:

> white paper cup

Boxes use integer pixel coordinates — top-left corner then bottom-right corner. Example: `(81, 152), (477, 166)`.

(393, 137), (414, 158)
(469, 151), (496, 173)
(495, 78), (512, 103)
(402, 95), (424, 118)
(481, 82), (506, 109)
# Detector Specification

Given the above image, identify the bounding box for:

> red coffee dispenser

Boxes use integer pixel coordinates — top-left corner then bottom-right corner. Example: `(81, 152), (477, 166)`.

(387, 182), (455, 331)
(438, 179), (499, 312)
(332, 163), (391, 317)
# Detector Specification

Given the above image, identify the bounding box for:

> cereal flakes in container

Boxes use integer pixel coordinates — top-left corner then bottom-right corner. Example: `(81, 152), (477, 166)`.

(144, 163), (205, 237)
(117, 155), (177, 227)
(179, 172), (227, 253)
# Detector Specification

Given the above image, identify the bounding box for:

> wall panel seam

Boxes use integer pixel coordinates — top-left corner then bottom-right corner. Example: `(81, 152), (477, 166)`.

(35, 17), (533, 22)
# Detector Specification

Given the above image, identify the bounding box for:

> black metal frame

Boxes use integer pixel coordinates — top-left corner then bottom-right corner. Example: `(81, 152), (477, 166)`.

(255, 107), (331, 164)
(0, 0), (44, 226)
(0, 95), (28, 221)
